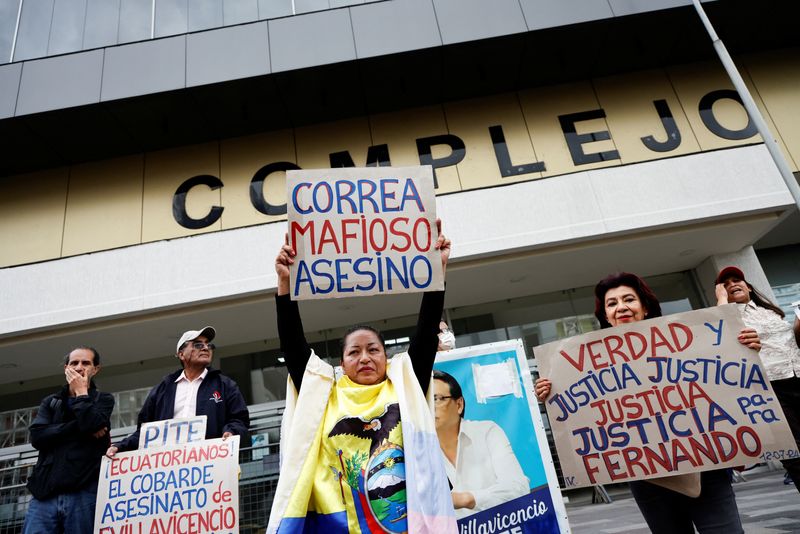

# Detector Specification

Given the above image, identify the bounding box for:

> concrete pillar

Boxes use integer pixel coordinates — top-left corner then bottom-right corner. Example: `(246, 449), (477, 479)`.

(695, 246), (778, 307)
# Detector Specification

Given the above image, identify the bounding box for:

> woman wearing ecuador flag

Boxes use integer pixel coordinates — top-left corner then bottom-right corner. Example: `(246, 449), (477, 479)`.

(267, 220), (456, 534)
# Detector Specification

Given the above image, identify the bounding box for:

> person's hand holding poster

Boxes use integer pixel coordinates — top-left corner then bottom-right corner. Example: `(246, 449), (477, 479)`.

(285, 166), (443, 300)
(94, 418), (241, 533)
(535, 304), (799, 488)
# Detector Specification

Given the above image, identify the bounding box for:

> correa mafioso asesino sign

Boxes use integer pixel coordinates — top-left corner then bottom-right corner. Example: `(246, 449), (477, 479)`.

(535, 305), (798, 488)
(286, 165), (444, 300)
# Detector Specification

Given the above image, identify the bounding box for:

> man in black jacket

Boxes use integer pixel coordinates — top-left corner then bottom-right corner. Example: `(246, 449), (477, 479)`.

(23, 346), (114, 534)
(107, 325), (249, 455)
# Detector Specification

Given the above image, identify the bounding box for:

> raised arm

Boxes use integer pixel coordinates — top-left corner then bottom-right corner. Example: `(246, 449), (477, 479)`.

(408, 291), (445, 393)
(275, 234), (312, 390)
(408, 220), (450, 393)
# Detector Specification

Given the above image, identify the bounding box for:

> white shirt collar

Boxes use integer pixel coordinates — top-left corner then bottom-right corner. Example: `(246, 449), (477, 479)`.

(174, 367), (208, 383)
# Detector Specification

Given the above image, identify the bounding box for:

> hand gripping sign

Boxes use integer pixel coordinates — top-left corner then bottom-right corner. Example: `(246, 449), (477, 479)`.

(535, 305), (798, 489)
(94, 416), (241, 534)
(286, 165), (443, 300)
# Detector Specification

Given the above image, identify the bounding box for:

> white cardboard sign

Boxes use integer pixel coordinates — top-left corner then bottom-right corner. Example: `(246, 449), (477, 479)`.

(286, 166), (443, 300)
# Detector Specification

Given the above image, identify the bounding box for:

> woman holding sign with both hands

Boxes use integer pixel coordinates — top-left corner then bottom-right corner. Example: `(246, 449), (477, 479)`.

(268, 219), (456, 534)
(715, 265), (800, 492)
(535, 272), (760, 534)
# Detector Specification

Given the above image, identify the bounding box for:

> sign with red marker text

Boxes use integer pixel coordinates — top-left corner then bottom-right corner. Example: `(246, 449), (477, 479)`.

(286, 166), (442, 300)
(535, 305), (798, 488)
(94, 436), (240, 534)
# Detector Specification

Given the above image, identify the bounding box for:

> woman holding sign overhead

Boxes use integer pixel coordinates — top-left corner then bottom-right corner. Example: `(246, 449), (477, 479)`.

(535, 272), (758, 534)
(267, 219), (456, 534)
(716, 265), (800, 491)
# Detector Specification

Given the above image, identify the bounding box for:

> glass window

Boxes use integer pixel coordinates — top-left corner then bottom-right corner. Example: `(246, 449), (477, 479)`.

(48, 0), (86, 55)
(118, 0), (152, 43)
(447, 271), (703, 359)
(188, 0), (222, 32)
(83, 0), (120, 49)
(0, 0), (21, 63)
(154, 0), (187, 37)
(223, 0), (257, 25)
(257, 0), (291, 19)
(13, 0), (54, 61)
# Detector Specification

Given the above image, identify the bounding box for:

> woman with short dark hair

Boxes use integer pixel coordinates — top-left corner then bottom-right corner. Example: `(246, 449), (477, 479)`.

(535, 272), (758, 534)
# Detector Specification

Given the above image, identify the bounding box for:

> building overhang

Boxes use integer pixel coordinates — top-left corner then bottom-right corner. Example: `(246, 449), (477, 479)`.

(0, 144), (794, 391)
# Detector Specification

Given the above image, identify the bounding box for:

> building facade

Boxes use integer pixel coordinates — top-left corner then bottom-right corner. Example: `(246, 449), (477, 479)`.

(0, 0), (798, 421)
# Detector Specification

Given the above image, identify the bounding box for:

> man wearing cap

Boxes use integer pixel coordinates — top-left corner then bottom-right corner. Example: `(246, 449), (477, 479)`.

(106, 326), (249, 456)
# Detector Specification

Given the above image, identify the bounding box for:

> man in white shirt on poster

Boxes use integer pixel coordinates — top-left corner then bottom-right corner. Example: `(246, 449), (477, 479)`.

(433, 370), (529, 519)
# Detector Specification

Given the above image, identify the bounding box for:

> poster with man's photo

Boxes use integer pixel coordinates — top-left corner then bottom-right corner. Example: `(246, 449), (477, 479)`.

(433, 339), (570, 534)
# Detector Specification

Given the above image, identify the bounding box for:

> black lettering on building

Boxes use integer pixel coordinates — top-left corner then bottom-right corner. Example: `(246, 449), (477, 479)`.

(641, 99), (682, 152)
(173, 175), (224, 229)
(698, 89), (757, 140)
(329, 144), (392, 167)
(416, 134), (466, 188)
(489, 125), (546, 177)
(558, 109), (620, 165)
(250, 162), (300, 216)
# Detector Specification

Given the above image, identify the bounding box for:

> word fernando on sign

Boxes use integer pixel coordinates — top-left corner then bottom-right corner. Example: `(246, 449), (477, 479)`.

(534, 305), (798, 488)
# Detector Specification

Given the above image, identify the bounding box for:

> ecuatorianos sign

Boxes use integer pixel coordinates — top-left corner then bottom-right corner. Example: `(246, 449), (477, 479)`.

(534, 305), (798, 488)
(171, 89), (757, 229)
(94, 416), (241, 534)
(285, 166), (444, 300)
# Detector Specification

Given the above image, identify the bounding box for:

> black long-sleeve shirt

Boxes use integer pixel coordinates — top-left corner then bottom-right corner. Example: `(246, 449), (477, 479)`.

(276, 290), (445, 393)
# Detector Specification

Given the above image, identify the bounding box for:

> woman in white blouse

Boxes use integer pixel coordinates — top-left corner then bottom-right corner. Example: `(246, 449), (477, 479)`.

(715, 265), (800, 492)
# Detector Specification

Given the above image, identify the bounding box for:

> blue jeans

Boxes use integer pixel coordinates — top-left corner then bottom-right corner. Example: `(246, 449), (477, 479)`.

(22, 486), (97, 534)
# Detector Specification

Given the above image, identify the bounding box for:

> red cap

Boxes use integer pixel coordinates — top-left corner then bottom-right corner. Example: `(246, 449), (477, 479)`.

(715, 266), (745, 285)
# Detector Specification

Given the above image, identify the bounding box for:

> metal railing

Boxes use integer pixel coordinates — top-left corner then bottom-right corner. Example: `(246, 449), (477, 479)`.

(0, 401), (285, 534)
(0, 387), (153, 449)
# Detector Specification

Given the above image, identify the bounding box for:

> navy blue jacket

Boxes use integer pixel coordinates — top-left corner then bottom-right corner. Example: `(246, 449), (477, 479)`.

(116, 367), (250, 451)
(27, 383), (114, 499)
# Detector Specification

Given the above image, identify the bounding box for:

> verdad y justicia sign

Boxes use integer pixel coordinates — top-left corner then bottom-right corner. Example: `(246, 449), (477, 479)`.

(535, 305), (798, 488)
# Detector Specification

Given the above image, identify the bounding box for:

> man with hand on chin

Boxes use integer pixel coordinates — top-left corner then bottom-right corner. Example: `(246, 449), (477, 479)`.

(23, 347), (115, 534)
(106, 326), (250, 457)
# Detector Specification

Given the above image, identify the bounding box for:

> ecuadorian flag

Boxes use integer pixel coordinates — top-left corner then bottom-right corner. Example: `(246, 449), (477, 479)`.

(268, 353), (457, 533)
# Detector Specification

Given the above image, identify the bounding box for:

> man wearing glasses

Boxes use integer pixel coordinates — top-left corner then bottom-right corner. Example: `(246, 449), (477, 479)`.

(106, 326), (250, 456)
(433, 370), (529, 519)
